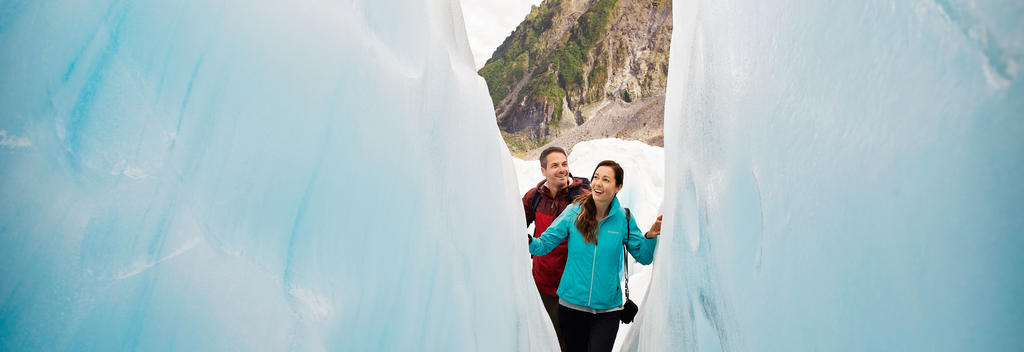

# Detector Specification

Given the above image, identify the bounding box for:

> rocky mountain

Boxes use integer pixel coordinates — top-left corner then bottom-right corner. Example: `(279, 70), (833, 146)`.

(478, 0), (672, 156)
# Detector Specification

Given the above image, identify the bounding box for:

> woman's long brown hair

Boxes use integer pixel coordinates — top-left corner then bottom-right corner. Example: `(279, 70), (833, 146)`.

(573, 160), (624, 244)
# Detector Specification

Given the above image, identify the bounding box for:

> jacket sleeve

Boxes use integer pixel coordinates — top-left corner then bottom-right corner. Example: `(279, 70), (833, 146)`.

(522, 189), (535, 226)
(529, 205), (574, 256)
(626, 214), (658, 265)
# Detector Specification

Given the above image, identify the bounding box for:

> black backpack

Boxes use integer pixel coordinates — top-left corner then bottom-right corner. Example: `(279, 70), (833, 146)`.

(529, 176), (591, 217)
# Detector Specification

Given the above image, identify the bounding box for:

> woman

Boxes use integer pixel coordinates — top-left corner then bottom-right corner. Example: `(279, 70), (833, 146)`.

(528, 160), (662, 352)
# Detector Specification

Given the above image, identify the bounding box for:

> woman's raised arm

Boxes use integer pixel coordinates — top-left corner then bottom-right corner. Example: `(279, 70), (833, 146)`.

(627, 214), (661, 264)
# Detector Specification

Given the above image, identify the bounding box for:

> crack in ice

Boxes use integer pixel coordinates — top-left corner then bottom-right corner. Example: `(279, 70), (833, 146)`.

(116, 237), (202, 279)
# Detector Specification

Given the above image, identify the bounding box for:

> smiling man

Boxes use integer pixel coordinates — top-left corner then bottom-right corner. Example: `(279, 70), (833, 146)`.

(522, 146), (590, 351)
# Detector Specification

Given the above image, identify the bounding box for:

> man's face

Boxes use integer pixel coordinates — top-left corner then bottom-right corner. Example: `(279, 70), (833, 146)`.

(542, 152), (569, 189)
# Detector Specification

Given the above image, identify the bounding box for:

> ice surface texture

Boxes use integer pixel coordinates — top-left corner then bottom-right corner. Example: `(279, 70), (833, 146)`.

(3, 0), (1022, 350)
(624, 0), (1023, 351)
(0, 0), (557, 350)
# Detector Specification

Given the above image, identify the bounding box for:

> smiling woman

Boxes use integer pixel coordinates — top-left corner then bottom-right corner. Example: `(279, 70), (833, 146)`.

(575, 160), (624, 243)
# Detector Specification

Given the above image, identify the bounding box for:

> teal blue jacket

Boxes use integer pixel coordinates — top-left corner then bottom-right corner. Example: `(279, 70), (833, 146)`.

(528, 197), (658, 310)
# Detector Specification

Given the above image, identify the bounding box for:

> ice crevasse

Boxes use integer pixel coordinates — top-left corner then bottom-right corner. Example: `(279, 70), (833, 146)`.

(0, 0), (1022, 351)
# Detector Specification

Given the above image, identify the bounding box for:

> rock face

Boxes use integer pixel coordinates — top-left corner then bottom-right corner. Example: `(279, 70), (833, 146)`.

(479, 0), (672, 155)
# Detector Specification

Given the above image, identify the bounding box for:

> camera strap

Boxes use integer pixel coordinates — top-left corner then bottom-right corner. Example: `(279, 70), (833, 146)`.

(623, 208), (631, 300)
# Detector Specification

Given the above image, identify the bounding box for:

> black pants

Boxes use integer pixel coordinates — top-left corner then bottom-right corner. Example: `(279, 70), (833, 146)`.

(558, 304), (621, 352)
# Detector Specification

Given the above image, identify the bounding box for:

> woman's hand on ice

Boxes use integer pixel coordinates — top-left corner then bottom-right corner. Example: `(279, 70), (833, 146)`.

(646, 215), (662, 239)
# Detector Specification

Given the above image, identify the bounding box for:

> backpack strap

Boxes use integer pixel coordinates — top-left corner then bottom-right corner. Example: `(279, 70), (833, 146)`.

(569, 176), (591, 200)
(623, 208), (631, 300)
(568, 178), (582, 200)
(530, 189), (543, 222)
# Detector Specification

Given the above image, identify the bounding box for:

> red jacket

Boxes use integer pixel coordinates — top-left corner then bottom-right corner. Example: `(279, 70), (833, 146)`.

(523, 177), (590, 296)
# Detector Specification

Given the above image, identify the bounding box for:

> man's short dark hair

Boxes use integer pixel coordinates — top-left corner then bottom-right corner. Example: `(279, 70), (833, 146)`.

(539, 146), (567, 168)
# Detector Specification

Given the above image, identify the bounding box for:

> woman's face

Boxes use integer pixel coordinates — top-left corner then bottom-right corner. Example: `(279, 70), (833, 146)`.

(591, 166), (621, 204)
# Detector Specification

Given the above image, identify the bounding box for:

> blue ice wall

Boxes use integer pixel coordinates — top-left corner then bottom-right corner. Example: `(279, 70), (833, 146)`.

(628, 0), (1023, 350)
(0, 0), (557, 350)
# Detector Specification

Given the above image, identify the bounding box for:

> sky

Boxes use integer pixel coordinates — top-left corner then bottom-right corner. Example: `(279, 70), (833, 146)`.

(460, 0), (544, 69)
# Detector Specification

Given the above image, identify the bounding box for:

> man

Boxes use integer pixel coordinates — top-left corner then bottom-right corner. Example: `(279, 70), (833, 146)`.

(523, 146), (590, 351)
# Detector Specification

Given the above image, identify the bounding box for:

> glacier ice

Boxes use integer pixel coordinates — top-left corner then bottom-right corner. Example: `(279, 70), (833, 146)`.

(2, 0), (1022, 350)
(0, 0), (557, 350)
(626, 0), (1024, 351)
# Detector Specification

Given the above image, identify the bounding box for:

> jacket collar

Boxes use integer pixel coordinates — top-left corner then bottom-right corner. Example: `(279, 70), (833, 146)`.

(603, 196), (624, 221)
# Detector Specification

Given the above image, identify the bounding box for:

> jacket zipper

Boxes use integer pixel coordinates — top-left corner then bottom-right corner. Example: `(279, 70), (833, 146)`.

(588, 214), (611, 307)
(588, 244), (597, 306)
